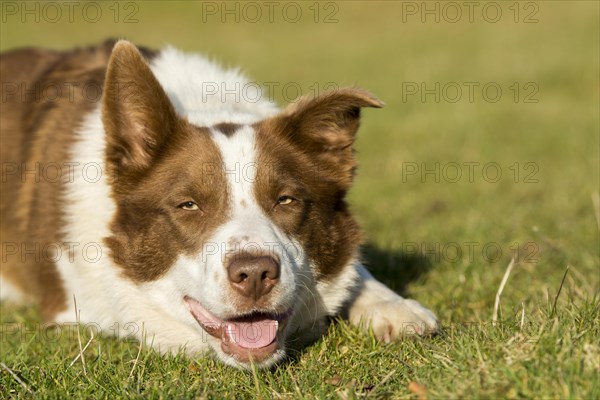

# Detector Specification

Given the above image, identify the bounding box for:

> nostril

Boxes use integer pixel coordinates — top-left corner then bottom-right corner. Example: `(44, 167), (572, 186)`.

(265, 261), (280, 281)
(263, 269), (278, 281)
(240, 273), (248, 281)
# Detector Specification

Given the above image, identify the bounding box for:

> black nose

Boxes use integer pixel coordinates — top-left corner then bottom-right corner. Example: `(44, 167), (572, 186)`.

(227, 255), (280, 301)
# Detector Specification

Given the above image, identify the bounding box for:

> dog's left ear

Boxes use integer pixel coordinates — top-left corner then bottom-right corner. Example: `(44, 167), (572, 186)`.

(270, 88), (384, 188)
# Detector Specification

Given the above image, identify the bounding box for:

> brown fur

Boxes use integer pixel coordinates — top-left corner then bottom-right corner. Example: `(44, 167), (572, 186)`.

(213, 122), (242, 137)
(0, 40), (155, 319)
(253, 89), (383, 280)
(101, 42), (230, 282)
(1, 41), (439, 368)
(1, 40), (383, 322)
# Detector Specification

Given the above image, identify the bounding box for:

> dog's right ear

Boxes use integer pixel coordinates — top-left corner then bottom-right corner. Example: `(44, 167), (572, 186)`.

(102, 40), (179, 183)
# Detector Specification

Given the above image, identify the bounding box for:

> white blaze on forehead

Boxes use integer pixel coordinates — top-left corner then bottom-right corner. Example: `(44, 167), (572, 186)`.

(209, 125), (258, 219)
(208, 124), (282, 257)
(202, 124), (302, 319)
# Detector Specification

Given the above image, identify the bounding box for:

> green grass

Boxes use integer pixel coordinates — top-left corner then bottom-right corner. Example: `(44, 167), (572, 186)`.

(1, 1), (599, 398)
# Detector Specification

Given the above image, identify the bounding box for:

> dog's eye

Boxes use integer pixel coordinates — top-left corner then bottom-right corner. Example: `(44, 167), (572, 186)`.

(277, 196), (294, 205)
(178, 201), (199, 211)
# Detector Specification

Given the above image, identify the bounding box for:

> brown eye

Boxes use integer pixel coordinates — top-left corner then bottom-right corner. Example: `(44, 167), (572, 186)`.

(178, 201), (199, 211)
(277, 196), (294, 205)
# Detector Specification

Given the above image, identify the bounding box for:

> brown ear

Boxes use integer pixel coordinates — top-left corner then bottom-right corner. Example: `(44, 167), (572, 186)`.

(281, 88), (383, 147)
(275, 88), (383, 187)
(102, 40), (179, 179)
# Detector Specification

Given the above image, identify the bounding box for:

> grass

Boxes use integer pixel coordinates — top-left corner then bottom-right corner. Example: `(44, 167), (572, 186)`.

(1, 1), (599, 398)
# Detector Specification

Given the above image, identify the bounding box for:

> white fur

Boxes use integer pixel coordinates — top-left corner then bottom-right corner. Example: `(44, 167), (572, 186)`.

(150, 47), (278, 126)
(205, 125), (301, 317)
(7, 46), (438, 367)
(205, 125), (316, 366)
(0, 277), (27, 302)
(347, 265), (439, 340)
(52, 48), (320, 365)
(54, 109), (121, 327)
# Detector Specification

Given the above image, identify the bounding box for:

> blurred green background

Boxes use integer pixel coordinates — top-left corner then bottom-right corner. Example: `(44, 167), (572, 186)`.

(1, 1), (599, 397)
(2, 1), (597, 261)
(4, 0), (595, 288)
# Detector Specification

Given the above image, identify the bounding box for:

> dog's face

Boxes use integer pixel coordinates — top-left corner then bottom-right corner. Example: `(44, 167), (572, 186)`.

(101, 42), (382, 368)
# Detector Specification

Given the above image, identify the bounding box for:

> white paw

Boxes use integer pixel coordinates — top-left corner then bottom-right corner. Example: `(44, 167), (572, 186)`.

(354, 298), (439, 342)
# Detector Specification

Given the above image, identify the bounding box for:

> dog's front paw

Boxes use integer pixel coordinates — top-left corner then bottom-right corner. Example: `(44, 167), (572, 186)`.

(352, 298), (439, 342)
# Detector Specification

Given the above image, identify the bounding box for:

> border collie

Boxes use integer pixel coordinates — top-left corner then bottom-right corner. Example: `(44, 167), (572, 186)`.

(0, 40), (438, 368)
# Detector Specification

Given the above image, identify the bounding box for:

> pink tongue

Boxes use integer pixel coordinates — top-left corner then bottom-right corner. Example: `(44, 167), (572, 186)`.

(185, 297), (278, 349)
(224, 317), (278, 349)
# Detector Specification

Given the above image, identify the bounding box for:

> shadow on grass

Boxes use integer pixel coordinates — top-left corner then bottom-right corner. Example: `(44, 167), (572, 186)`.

(360, 242), (434, 297)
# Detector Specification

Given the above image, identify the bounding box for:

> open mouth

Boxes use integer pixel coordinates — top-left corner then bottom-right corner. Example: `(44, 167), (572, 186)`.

(184, 296), (290, 363)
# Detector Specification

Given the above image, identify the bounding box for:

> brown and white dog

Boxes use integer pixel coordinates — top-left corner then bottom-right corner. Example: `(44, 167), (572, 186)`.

(0, 40), (438, 368)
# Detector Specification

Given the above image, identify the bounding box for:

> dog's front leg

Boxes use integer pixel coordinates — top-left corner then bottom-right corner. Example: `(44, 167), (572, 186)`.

(346, 264), (439, 342)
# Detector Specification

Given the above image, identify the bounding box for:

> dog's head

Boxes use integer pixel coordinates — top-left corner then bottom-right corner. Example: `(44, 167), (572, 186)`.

(101, 41), (382, 368)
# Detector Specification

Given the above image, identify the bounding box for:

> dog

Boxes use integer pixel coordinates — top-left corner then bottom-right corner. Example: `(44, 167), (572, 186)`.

(0, 39), (438, 368)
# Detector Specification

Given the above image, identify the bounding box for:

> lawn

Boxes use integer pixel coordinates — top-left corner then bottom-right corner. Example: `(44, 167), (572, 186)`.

(1, 1), (599, 398)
